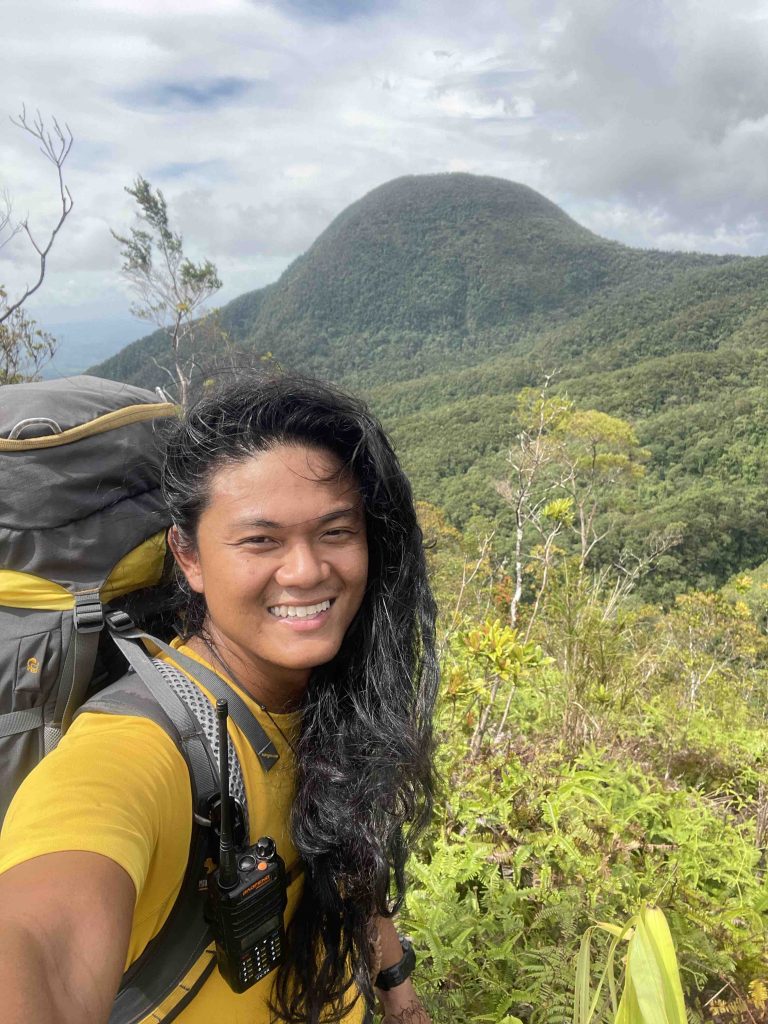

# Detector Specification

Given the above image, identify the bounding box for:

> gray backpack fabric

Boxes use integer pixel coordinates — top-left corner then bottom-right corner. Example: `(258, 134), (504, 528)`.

(0, 375), (177, 822)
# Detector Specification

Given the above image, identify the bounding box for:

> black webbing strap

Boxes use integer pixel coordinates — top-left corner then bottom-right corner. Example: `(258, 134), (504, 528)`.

(107, 614), (280, 773)
(54, 593), (105, 736)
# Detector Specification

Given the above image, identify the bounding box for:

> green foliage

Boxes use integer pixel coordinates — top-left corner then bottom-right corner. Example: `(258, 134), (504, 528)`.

(113, 177), (222, 305)
(112, 176), (223, 406)
(721, 564), (768, 633)
(403, 719), (768, 1021)
(396, 538), (768, 1023)
(0, 287), (57, 383)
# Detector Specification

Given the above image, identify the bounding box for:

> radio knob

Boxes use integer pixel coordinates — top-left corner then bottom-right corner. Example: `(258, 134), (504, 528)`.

(255, 837), (276, 860)
(238, 854), (257, 871)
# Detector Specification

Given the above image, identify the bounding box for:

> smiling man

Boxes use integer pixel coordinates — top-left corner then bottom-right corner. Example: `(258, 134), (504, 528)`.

(0, 374), (438, 1024)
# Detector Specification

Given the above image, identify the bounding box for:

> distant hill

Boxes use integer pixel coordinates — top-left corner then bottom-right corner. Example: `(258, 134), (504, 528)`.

(40, 315), (140, 378)
(90, 173), (768, 600)
(91, 174), (735, 387)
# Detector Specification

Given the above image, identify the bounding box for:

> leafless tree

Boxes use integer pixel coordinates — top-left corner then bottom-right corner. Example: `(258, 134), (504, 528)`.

(0, 188), (15, 243)
(0, 107), (74, 326)
(495, 374), (571, 629)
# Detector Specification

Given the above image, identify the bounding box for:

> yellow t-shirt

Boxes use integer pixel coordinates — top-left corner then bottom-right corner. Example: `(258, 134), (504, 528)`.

(0, 642), (365, 1023)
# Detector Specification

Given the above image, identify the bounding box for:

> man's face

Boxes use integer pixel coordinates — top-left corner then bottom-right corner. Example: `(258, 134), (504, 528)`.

(172, 444), (368, 699)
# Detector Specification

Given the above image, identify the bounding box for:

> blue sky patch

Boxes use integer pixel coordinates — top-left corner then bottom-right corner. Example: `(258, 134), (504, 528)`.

(278, 0), (387, 22)
(123, 76), (254, 110)
(150, 159), (230, 182)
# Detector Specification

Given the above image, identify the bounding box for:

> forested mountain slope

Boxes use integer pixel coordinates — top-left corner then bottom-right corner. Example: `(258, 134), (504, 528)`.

(92, 173), (735, 386)
(91, 173), (768, 598)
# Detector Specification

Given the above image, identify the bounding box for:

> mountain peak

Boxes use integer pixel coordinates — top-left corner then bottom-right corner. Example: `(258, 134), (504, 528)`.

(333, 172), (591, 233)
(250, 172), (620, 360)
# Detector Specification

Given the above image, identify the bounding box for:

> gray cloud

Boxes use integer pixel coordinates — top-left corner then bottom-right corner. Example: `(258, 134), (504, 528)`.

(519, 0), (768, 247)
(1, 0), (767, 335)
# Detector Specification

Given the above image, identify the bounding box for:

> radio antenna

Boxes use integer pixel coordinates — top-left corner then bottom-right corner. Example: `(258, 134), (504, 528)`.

(216, 699), (238, 889)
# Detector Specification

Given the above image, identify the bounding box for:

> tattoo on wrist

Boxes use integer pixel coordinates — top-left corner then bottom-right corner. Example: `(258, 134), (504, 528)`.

(381, 998), (430, 1023)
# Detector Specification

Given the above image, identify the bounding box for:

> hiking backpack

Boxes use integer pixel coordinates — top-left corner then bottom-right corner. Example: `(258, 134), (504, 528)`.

(0, 374), (177, 816)
(0, 375), (285, 1023)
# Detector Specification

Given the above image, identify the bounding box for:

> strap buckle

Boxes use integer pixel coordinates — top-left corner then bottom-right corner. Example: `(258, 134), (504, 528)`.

(73, 593), (104, 633)
(105, 609), (135, 634)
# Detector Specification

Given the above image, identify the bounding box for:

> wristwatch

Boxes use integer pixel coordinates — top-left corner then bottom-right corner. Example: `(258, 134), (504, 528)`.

(374, 936), (416, 991)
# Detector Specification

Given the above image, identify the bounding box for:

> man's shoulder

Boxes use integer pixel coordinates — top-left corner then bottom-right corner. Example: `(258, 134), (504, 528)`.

(79, 667), (184, 747)
(0, 687), (192, 900)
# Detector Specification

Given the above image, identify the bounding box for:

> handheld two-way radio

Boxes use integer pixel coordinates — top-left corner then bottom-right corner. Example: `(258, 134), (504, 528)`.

(205, 699), (288, 993)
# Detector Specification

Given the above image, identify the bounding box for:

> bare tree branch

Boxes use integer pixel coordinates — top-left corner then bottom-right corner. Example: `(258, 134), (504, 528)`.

(0, 187), (21, 247)
(0, 107), (74, 325)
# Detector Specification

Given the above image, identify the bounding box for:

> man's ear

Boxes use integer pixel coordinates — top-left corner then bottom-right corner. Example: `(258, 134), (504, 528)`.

(167, 525), (205, 594)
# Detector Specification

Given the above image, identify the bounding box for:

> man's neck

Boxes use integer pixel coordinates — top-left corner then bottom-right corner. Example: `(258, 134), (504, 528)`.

(184, 633), (307, 713)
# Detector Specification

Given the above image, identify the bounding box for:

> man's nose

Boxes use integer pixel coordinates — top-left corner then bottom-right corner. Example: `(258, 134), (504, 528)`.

(275, 541), (331, 588)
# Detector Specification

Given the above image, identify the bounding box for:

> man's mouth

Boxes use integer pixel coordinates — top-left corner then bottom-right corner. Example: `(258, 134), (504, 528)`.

(268, 599), (333, 620)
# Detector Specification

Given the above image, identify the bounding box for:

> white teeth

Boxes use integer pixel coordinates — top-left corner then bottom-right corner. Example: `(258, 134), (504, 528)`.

(269, 600), (331, 619)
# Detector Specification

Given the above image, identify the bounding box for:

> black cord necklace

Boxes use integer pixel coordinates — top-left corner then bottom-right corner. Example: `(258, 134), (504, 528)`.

(200, 636), (300, 756)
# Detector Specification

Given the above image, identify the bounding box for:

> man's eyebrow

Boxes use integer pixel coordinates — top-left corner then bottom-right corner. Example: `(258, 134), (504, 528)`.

(233, 505), (362, 530)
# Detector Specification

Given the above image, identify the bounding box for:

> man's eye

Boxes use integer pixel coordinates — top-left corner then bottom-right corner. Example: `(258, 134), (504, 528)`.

(243, 535), (274, 545)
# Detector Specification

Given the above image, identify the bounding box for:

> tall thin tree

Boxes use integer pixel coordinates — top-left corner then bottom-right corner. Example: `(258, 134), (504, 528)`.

(112, 177), (222, 408)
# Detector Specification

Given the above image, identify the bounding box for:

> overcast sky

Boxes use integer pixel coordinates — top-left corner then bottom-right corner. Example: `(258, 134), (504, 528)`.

(2, 0), (768, 351)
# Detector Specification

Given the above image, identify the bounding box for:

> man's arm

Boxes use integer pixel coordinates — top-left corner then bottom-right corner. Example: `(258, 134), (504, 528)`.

(374, 916), (431, 1024)
(0, 850), (135, 1024)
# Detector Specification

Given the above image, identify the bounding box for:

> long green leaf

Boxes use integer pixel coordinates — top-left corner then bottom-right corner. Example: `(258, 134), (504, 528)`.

(573, 926), (593, 1024)
(576, 907), (686, 1024)
(619, 906), (686, 1024)
(637, 907), (687, 1023)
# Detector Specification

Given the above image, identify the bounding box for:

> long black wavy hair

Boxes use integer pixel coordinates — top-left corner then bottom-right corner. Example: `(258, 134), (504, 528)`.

(161, 373), (438, 1022)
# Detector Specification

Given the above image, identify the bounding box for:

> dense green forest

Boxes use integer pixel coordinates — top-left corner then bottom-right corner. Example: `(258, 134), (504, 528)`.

(92, 173), (768, 602)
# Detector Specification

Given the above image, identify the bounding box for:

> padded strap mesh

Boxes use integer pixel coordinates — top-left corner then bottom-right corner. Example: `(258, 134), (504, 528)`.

(106, 631), (217, 814)
(105, 615), (280, 774)
(145, 638), (280, 774)
(151, 660), (249, 838)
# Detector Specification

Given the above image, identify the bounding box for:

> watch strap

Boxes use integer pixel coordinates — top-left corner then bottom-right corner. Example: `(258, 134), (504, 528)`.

(374, 937), (416, 991)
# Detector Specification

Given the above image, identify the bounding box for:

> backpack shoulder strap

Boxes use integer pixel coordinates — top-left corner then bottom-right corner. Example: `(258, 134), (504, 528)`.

(107, 613), (281, 774)
(80, 662), (221, 1024)
(149, 659), (250, 838)
(80, 620), (294, 1023)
